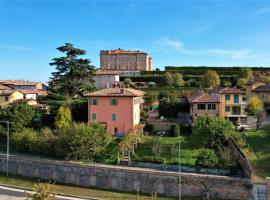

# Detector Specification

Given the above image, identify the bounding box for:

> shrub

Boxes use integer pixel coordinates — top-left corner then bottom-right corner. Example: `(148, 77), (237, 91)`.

(144, 123), (158, 135)
(0, 103), (35, 133)
(55, 104), (72, 129)
(148, 82), (156, 87)
(169, 124), (180, 137)
(64, 123), (112, 161)
(195, 149), (219, 168)
(11, 128), (38, 153)
(180, 124), (192, 135)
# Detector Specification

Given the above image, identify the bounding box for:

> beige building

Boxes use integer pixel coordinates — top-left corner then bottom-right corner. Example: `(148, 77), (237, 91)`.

(252, 84), (270, 107)
(187, 92), (220, 121)
(188, 87), (247, 122)
(100, 48), (152, 73)
(214, 88), (247, 121)
(0, 90), (24, 108)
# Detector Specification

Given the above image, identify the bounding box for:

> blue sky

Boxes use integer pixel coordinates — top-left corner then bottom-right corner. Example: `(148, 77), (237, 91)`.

(1, 0), (270, 83)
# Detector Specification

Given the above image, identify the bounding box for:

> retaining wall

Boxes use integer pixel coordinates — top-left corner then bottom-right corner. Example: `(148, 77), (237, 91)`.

(0, 153), (253, 199)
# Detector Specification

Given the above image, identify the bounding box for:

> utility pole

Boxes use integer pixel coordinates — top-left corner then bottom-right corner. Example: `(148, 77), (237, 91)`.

(0, 121), (9, 176)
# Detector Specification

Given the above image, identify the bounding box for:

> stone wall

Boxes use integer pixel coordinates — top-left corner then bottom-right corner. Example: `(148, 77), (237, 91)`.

(0, 153), (253, 199)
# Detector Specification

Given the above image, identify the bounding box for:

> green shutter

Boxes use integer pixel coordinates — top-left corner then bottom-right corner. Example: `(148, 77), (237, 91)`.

(225, 106), (230, 112)
(92, 113), (96, 120)
(112, 114), (116, 121)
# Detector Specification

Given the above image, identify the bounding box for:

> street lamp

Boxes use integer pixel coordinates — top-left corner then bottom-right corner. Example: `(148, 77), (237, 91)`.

(0, 121), (9, 176)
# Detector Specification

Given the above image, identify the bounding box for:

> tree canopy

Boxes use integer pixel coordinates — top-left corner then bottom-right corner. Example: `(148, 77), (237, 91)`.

(49, 43), (96, 97)
(247, 95), (263, 115)
(200, 70), (220, 89)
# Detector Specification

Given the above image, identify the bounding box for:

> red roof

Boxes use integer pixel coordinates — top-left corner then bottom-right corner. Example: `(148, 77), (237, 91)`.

(85, 88), (145, 97)
(252, 84), (270, 92)
(187, 92), (220, 103)
(214, 87), (245, 94)
(101, 48), (148, 55)
(0, 80), (40, 86)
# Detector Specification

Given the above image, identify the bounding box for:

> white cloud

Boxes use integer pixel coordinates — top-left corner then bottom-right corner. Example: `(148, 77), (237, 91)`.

(154, 38), (258, 59)
(155, 38), (183, 50)
(0, 44), (30, 50)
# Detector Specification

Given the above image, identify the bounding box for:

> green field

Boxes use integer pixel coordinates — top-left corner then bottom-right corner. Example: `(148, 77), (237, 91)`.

(133, 135), (203, 166)
(245, 129), (270, 181)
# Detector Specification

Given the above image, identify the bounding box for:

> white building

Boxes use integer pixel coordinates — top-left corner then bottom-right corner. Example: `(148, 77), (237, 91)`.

(94, 70), (120, 89)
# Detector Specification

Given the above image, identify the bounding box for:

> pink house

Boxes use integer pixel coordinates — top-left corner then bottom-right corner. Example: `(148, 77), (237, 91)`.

(85, 88), (144, 136)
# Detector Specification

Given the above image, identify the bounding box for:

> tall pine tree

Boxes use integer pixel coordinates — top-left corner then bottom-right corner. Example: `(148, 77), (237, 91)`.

(49, 43), (95, 97)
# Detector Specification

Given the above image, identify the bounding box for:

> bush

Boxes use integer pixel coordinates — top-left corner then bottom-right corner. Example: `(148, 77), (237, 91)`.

(144, 123), (158, 135)
(180, 124), (192, 135)
(169, 124), (180, 137)
(11, 128), (38, 153)
(195, 149), (219, 168)
(0, 103), (36, 133)
(61, 123), (112, 161)
(148, 82), (156, 87)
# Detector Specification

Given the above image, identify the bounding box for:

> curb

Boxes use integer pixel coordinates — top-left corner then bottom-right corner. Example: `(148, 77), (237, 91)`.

(0, 183), (100, 200)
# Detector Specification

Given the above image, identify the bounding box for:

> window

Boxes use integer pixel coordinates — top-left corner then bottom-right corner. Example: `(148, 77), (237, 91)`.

(4, 96), (8, 102)
(110, 98), (118, 106)
(225, 95), (230, 101)
(112, 114), (117, 121)
(208, 104), (216, 110)
(92, 99), (98, 105)
(92, 113), (96, 121)
(197, 104), (206, 110)
(234, 95), (239, 103)
(225, 106), (230, 112)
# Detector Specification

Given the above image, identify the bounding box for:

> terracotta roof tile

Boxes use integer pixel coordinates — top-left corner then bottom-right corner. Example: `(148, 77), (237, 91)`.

(188, 92), (219, 103)
(0, 84), (12, 90)
(252, 84), (270, 92)
(0, 80), (40, 86)
(85, 88), (145, 97)
(214, 87), (245, 94)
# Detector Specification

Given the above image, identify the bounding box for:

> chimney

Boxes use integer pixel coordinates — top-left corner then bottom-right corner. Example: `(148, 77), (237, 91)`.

(120, 88), (125, 94)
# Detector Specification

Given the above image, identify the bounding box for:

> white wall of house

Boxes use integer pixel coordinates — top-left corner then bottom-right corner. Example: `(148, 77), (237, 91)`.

(94, 74), (120, 89)
(25, 93), (37, 100)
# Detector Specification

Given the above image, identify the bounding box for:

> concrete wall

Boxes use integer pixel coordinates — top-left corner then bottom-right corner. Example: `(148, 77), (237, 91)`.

(0, 153), (253, 199)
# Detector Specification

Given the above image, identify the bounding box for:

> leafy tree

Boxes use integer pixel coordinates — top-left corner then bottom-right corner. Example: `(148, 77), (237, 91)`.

(164, 72), (173, 86)
(237, 78), (247, 88)
(195, 149), (219, 168)
(0, 103), (35, 132)
(169, 123), (180, 137)
(65, 123), (112, 161)
(239, 68), (253, 80)
(26, 182), (57, 200)
(200, 70), (220, 89)
(248, 95), (264, 129)
(159, 96), (180, 118)
(247, 95), (263, 115)
(49, 43), (95, 97)
(224, 81), (232, 87)
(173, 73), (185, 87)
(194, 116), (233, 150)
(55, 103), (72, 129)
(124, 78), (133, 85)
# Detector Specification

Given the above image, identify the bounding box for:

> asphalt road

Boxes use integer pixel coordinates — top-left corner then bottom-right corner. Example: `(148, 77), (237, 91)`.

(0, 185), (93, 200)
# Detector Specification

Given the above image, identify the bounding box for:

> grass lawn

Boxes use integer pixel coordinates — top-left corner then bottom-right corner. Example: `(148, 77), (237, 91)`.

(133, 135), (203, 166)
(245, 129), (270, 181)
(0, 173), (176, 200)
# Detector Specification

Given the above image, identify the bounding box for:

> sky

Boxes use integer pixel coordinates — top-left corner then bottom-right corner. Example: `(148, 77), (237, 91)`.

(1, 0), (270, 83)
